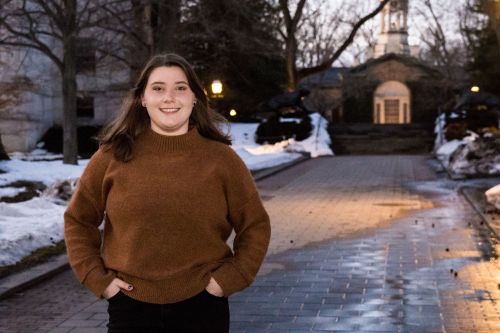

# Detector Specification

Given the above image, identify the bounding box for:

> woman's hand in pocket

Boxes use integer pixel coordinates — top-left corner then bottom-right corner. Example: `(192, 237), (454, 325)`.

(103, 278), (133, 300)
(205, 277), (224, 297)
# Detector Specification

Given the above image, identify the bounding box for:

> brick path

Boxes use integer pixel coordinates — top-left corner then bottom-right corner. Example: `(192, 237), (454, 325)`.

(0, 155), (499, 332)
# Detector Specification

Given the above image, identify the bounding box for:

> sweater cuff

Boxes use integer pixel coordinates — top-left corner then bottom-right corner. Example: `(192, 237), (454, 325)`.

(82, 265), (117, 299)
(211, 262), (250, 297)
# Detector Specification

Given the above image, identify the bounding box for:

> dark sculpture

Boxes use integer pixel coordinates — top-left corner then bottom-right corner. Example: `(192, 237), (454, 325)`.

(448, 90), (500, 131)
(256, 88), (313, 144)
(266, 88), (312, 114)
(454, 90), (500, 111)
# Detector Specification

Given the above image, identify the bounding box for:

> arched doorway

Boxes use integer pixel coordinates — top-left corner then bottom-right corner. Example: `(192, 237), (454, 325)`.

(373, 80), (411, 124)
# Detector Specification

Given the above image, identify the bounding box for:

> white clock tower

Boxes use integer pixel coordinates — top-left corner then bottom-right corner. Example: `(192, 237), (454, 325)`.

(373, 0), (410, 58)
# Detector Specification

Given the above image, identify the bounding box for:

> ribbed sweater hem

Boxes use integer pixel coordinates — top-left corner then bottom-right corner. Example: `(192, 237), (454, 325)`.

(115, 264), (218, 304)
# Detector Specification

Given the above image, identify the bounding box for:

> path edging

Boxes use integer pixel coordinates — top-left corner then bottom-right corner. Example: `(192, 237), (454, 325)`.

(460, 186), (500, 240)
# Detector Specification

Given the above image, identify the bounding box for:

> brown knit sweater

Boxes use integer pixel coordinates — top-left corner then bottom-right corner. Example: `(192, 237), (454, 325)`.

(64, 127), (271, 304)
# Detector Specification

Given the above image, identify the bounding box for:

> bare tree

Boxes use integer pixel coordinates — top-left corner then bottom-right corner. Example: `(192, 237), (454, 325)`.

(412, 0), (467, 80)
(458, 0), (498, 64)
(0, 0), (114, 164)
(276, 0), (390, 91)
(295, 0), (342, 69)
(296, 0), (380, 68)
(98, 0), (181, 83)
(482, 0), (500, 47)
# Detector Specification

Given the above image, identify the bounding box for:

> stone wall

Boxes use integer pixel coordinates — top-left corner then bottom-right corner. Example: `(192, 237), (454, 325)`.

(0, 43), (130, 153)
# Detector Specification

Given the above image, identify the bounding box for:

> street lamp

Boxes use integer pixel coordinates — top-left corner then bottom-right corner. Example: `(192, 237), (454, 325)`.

(211, 80), (223, 98)
(471, 85), (480, 93)
(229, 109), (237, 117)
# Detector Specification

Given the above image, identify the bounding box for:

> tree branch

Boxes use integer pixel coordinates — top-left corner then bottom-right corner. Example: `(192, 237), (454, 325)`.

(298, 0), (390, 79)
(0, 17), (62, 69)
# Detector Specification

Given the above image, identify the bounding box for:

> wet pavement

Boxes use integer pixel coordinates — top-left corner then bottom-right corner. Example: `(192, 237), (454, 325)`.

(0, 155), (499, 332)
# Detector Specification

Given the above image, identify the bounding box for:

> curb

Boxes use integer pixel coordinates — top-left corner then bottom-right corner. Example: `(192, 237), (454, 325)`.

(0, 254), (69, 300)
(436, 156), (500, 239)
(0, 154), (311, 300)
(460, 186), (500, 240)
(252, 153), (310, 181)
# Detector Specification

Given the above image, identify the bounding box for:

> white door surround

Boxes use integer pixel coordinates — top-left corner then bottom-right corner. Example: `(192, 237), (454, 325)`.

(373, 80), (411, 124)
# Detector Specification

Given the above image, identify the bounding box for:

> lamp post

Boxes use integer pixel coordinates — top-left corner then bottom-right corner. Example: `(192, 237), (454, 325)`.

(210, 80), (223, 98)
(210, 79), (225, 115)
(471, 85), (480, 93)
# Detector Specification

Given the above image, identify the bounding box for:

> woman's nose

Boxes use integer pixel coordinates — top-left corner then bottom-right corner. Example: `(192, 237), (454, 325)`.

(163, 90), (175, 102)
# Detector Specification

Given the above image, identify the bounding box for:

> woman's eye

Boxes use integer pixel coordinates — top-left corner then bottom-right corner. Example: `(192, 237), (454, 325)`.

(152, 86), (163, 91)
(176, 86), (188, 91)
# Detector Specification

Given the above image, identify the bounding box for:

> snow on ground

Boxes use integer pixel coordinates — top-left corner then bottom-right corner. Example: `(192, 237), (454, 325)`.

(0, 186), (26, 198)
(486, 185), (500, 210)
(433, 113), (446, 153)
(0, 159), (89, 187)
(435, 139), (467, 167)
(227, 113), (333, 169)
(0, 199), (65, 266)
(225, 122), (302, 171)
(0, 116), (332, 266)
(433, 128), (499, 211)
(286, 113), (334, 158)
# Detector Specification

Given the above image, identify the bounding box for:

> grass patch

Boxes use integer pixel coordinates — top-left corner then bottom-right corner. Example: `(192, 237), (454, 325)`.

(0, 241), (66, 280)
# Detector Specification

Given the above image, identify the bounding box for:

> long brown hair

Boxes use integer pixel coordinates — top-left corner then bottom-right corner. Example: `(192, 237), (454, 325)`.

(99, 53), (231, 162)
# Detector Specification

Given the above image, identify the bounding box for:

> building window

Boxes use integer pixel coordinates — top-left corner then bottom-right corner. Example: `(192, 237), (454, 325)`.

(77, 96), (94, 118)
(376, 103), (381, 123)
(76, 38), (96, 73)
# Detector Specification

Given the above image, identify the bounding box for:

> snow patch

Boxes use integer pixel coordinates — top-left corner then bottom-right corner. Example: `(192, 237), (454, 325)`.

(0, 159), (89, 187)
(486, 185), (500, 210)
(0, 198), (65, 266)
(286, 113), (334, 158)
(0, 187), (27, 198)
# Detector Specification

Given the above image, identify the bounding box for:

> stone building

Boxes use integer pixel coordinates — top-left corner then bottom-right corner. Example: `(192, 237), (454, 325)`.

(0, 38), (128, 153)
(302, 0), (451, 128)
(342, 53), (446, 125)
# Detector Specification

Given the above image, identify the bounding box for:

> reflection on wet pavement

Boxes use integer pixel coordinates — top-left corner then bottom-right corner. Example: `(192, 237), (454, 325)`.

(230, 173), (500, 332)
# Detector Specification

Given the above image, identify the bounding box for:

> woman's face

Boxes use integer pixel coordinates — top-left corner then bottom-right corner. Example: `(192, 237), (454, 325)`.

(141, 66), (196, 136)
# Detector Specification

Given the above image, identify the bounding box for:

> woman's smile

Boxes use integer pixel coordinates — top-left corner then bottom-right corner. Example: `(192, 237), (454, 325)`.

(159, 107), (181, 113)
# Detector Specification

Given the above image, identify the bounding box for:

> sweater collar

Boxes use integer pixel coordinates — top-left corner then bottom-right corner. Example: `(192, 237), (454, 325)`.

(141, 126), (202, 153)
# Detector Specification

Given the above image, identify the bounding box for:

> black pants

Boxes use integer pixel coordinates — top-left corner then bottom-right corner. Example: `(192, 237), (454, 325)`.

(107, 290), (230, 333)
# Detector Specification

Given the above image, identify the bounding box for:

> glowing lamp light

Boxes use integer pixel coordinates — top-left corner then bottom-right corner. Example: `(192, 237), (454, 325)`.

(229, 109), (237, 117)
(471, 86), (480, 93)
(211, 80), (223, 95)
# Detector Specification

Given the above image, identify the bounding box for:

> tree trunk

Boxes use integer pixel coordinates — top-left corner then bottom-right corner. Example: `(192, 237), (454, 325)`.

(153, 0), (180, 53)
(485, 0), (500, 48)
(279, 0), (306, 92)
(285, 38), (297, 91)
(0, 134), (9, 160)
(62, 0), (78, 165)
(130, 0), (153, 84)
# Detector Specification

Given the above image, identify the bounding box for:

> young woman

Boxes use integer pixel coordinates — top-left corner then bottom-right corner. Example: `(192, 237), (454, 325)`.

(64, 53), (271, 332)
